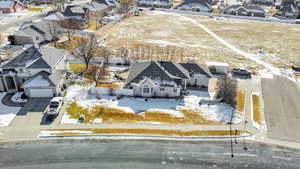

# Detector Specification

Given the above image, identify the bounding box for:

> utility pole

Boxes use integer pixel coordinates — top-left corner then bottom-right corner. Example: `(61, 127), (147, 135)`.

(229, 109), (234, 158)
(243, 120), (248, 151)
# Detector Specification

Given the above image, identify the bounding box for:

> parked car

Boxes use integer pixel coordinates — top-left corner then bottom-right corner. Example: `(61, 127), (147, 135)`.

(231, 68), (251, 79)
(45, 97), (64, 117)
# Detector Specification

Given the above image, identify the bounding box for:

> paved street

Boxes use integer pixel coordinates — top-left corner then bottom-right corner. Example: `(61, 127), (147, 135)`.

(262, 76), (300, 142)
(0, 140), (299, 169)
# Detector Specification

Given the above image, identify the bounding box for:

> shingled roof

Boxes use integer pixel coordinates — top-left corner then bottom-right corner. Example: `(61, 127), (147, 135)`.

(1, 46), (67, 69)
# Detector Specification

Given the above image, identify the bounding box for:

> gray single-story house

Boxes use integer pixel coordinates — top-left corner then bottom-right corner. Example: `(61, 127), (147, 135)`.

(125, 61), (213, 98)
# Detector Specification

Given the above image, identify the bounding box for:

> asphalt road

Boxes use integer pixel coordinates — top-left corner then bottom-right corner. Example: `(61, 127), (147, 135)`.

(262, 76), (300, 142)
(0, 140), (299, 169)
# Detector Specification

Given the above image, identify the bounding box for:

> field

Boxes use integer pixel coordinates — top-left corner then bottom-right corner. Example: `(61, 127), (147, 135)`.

(98, 11), (300, 70)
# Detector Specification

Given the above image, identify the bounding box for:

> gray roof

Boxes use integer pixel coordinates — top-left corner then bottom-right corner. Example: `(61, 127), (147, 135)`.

(126, 61), (199, 87)
(1, 46), (67, 69)
(22, 71), (55, 88)
(179, 62), (213, 78)
(13, 21), (63, 44)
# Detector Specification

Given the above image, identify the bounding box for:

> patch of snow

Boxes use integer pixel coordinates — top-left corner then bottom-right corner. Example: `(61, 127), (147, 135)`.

(183, 95), (242, 123)
(61, 113), (79, 124)
(0, 93), (21, 127)
(11, 92), (27, 103)
(93, 118), (103, 123)
(144, 109), (184, 118)
(38, 130), (93, 137)
(187, 90), (210, 97)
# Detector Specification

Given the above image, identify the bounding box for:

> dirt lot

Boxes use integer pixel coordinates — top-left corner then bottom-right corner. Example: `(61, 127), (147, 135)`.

(98, 11), (300, 70)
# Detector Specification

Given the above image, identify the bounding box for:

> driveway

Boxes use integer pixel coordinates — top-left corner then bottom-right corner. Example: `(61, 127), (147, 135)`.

(17, 98), (51, 115)
(262, 76), (300, 142)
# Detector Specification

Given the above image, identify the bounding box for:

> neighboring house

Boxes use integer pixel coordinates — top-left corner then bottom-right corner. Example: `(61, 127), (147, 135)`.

(62, 5), (91, 29)
(8, 21), (63, 45)
(125, 61), (213, 98)
(276, 0), (300, 18)
(206, 61), (229, 75)
(43, 12), (65, 22)
(175, 0), (212, 12)
(137, 0), (173, 8)
(0, 0), (25, 14)
(223, 5), (266, 17)
(0, 46), (68, 97)
(85, 0), (109, 16)
(251, 0), (275, 6)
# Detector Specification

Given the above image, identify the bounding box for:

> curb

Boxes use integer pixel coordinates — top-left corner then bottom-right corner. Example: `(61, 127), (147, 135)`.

(39, 133), (252, 141)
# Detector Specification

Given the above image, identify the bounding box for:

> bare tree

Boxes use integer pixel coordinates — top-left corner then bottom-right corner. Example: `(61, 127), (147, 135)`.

(48, 22), (60, 47)
(72, 35), (100, 72)
(84, 65), (109, 85)
(215, 75), (237, 107)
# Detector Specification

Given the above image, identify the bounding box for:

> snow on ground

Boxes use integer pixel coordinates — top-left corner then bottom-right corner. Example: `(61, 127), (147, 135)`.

(11, 92), (27, 103)
(63, 85), (242, 124)
(0, 93), (21, 127)
(61, 113), (79, 124)
(39, 130), (93, 137)
(183, 95), (242, 123)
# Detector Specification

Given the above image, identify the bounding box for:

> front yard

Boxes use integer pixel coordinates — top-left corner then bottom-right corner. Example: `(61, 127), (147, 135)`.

(61, 85), (243, 125)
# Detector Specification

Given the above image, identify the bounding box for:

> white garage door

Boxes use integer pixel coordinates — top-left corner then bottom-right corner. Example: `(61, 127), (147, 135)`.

(29, 89), (54, 97)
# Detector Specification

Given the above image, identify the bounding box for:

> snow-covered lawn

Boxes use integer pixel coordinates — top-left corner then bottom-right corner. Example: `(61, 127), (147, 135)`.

(62, 85), (242, 125)
(11, 92), (27, 103)
(0, 93), (21, 127)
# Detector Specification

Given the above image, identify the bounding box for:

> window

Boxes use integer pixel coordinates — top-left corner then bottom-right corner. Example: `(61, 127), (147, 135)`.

(143, 88), (150, 93)
(160, 88), (165, 91)
(173, 88), (177, 92)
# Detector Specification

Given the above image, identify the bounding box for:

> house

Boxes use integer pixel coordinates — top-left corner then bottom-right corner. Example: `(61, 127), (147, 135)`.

(85, 0), (109, 16)
(276, 0), (300, 18)
(62, 5), (91, 29)
(125, 61), (213, 98)
(137, 0), (173, 8)
(8, 21), (63, 45)
(0, 0), (25, 14)
(0, 46), (68, 97)
(223, 5), (266, 17)
(175, 0), (212, 12)
(179, 62), (213, 87)
(206, 61), (229, 75)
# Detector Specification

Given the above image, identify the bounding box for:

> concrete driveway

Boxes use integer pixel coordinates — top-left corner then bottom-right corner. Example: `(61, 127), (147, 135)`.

(262, 76), (300, 142)
(17, 98), (51, 115)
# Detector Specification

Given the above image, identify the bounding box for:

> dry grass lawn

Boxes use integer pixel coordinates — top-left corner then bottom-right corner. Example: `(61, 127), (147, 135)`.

(236, 91), (245, 113)
(46, 128), (246, 137)
(85, 21), (100, 31)
(96, 11), (261, 69)
(66, 102), (223, 125)
(252, 94), (261, 124)
(27, 8), (42, 12)
(295, 73), (300, 78)
(68, 63), (87, 73)
(197, 17), (300, 67)
(96, 82), (122, 88)
(50, 35), (89, 51)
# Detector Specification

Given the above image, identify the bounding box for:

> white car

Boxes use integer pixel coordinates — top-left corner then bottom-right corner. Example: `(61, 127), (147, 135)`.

(45, 97), (63, 116)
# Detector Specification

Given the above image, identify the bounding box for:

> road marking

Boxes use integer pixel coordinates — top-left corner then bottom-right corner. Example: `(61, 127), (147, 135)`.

(272, 156), (292, 161)
(224, 153), (257, 157)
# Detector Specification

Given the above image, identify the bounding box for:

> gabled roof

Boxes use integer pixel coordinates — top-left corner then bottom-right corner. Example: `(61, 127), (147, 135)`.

(1, 46), (67, 69)
(63, 5), (89, 19)
(180, 62), (213, 78)
(43, 12), (65, 21)
(126, 61), (209, 87)
(13, 21), (62, 44)
(22, 71), (54, 88)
